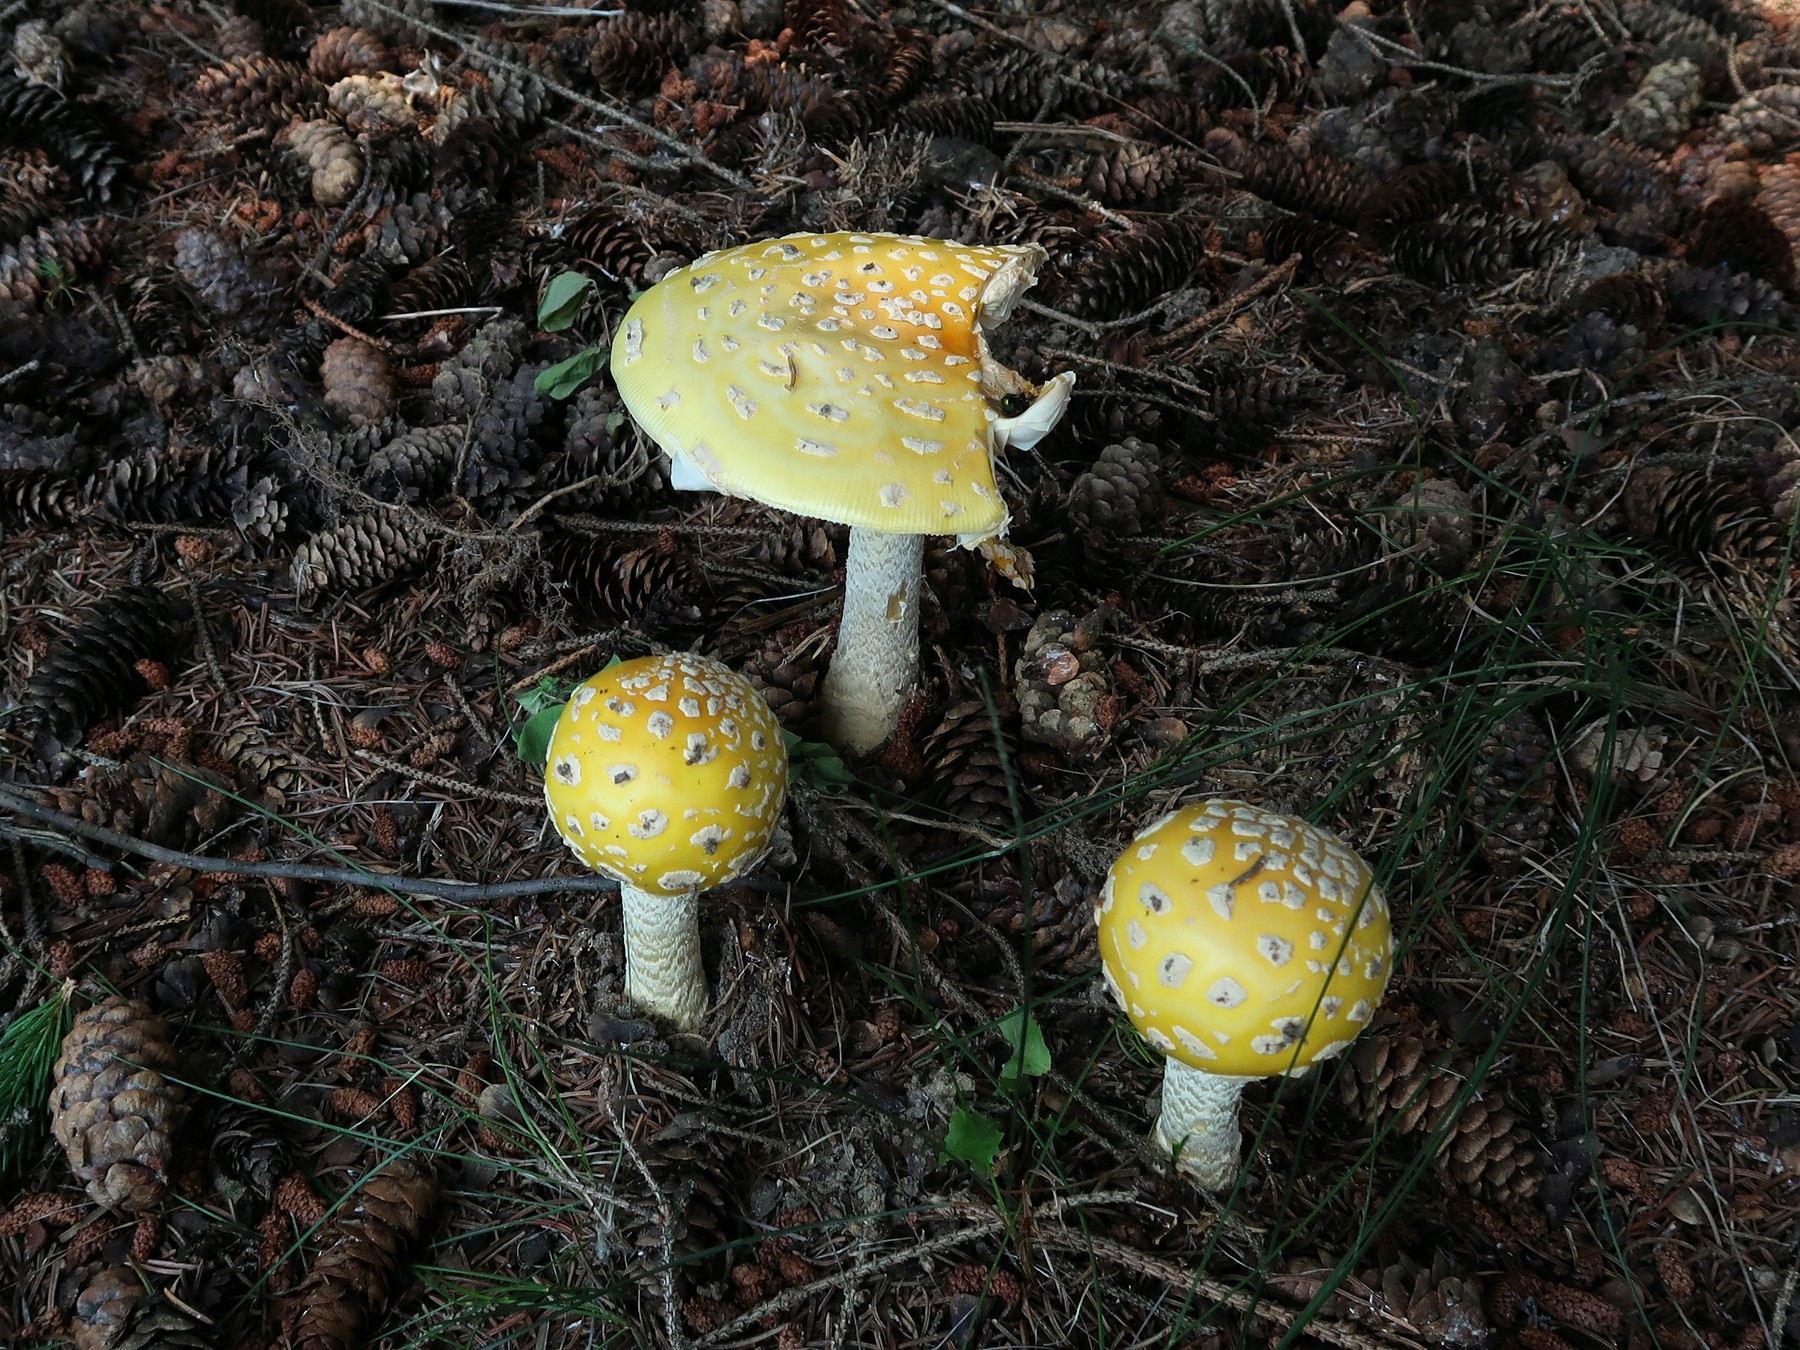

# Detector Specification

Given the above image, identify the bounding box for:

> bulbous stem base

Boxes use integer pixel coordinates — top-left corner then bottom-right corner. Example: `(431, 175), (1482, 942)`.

(619, 885), (707, 1033)
(1153, 1062), (1252, 1190)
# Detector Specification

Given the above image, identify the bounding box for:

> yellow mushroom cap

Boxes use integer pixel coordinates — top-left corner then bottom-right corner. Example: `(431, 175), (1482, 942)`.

(1096, 800), (1394, 1077)
(543, 653), (788, 896)
(609, 230), (1074, 538)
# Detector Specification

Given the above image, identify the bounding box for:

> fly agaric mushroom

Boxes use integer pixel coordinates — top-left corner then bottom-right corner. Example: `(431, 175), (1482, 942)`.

(610, 231), (1075, 756)
(543, 652), (788, 1032)
(1096, 799), (1394, 1189)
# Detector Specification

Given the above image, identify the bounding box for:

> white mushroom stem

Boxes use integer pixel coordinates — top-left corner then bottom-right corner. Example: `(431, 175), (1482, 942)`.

(1153, 1062), (1255, 1190)
(817, 526), (925, 756)
(619, 884), (708, 1033)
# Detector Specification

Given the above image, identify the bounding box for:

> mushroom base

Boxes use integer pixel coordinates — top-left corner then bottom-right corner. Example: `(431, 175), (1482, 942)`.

(1153, 1062), (1254, 1190)
(620, 884), (708, 1033)
(817, 526), (925, 756)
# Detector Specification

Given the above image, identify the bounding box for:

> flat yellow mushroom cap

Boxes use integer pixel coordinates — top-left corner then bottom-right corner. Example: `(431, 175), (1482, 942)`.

(1096, 800), (1394, 1078)
(543, 653), (788, 896)
(610, 231), (1067, 537)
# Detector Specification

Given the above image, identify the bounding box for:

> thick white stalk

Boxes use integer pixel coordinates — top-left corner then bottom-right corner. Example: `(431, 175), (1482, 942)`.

(619, 884), (707, 1033)
(817, 526), (925, 756)
(1153, 1062), (1253, 1190)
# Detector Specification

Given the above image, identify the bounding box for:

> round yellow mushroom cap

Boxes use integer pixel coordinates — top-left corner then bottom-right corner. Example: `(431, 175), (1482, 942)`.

(609, 230), (1075, 540)
(1096, 800), (1394, 1078)
(543, 653), (788, 896)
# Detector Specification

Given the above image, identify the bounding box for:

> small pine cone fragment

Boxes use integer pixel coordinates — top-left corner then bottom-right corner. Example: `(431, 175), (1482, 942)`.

(50, 997), (188, 1212)
(320, 338), (396, 427)
(1068, 438), (1161, 536)
(23, 585), (192, 741)
(194, 56), (325, 121)
(1016, 609), (1113, 754)
(1082, 143), (1210, 206)
(0, 219), (107, 306)
(11, 20), (70, 89)
(73, 1266), (212, 1350)
(279, 1156), (438, 1350)
(1377, 1258), (1489, 1346)
(1611, 59), (1702, 148)
(292, 511), (433, 601)
(284, 120), (363, 206)
(1720, 85), (1800, 156)
(214, 1100), (293, 1196)
(307, 27), (393, 82)
(1468, 709), (1558, 873)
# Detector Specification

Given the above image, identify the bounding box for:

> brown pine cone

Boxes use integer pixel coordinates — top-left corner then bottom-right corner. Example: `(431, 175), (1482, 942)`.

(1, 466), (83, 528)
(1621, 463), (1786, 574)
(1209, 130), (1376, 226)
(1068, 438), (1161, 536)
(50, 997), (187, 1213)
(291, 511), (434, 602)
(279, 1155), (438, 1350)
(1467, 708), (1558, 873)
(0, 219), (107, 306)
(588, 14), (698, 95)
(1342, 1025), (1540, 1203)
(1373, 1255), (1489, 1346)
(321, 338), (395, 428)
(193, 56), (325, 121)
(1553, 134), (1679, 224)
(1685, 198), (1795, 292)
(284, 120), (363, 206)
(920, 699), (1016, 834)
(1611, 58), (1703, 148)
(307, 27), (393, 82)
(1082, 143), (1211, 206)
(327, 72), (417, 135)
(73, 1266), (212, 1350)
(1048, 217), (1210, 321)
(742, 637), (821, 732)
(1016, 609), (1112, 754)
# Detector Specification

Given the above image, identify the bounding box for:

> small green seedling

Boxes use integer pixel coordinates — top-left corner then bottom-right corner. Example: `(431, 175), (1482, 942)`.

(0, 981), (72, 1178)
(996, 1009), (1050, 1090)
(512, 657), (622, 769)
(534, 270), (607, 400)
(941, 1106), (1004, 1175)
(780, 730), (855, 792)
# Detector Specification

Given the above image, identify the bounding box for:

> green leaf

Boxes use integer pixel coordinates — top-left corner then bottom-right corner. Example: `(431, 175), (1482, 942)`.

(516, 702), (566, 769)
(535, 347), (605, 400)
(996, 1009), (1050, 1086)
(516, 675), (572, 718)
(538, 271), (594, 332)
(779, 730), (855, 790)
(941, 1108), (1004, 1174)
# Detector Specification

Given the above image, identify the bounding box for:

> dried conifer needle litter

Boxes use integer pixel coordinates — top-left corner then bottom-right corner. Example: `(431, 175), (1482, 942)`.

(610, 231), (1076, 755)
(543, 652), (789, 1032)
(1097, 800), (1395, 1189)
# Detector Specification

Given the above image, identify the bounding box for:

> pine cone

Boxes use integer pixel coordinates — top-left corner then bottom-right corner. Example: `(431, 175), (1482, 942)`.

(1190, 360), (1302, 455)
(1048, 217), (1209, 320)
(23, 585), (192, 740)
(1371, 1255), (1489, 1347)
(1081, 143), (1211, 206)
(326, 72), (417, 135)
(1661, 259), (1787, 326)
(1467, 709), (1558, 873)
(284, 120), (364, 206)
(0, 147), (65, 238)
(0, 219), (107, 307)
(1619, 0), (1727, 68)
(320, 338), (395, 428)
(920, 699), (1016, 834)
(291, 511), (434, 602)
(893, 91), (996, 143)
(0, 73), (131, 202)
(741, 637), (821, 732)
(212, 1099), (293, 1197)
(562, 209), (659, 287)
(1260, 212), (1354, 276)
(1621, 463), (1786, 573)
(463, 365), (549, 507)
(587, 14), (698, 95)
(364, 423), (467, 503)
(1067, 438), (1161, 536)
(1575, 270), (1667, 334)
(1342, 1025), (1540, 1203)
(1016, 609), (1112, 754)
(50, 997), (188, 1213)
(1210, 130), (1377, 226)
(73, 1266), (212, 1350)
(540, 527), (702, 629)
(804, 89), (890, 149)
(1552, 134), (1679, 225)
(431, 318), (527, 418)
(962, 863), (1098, 976)
(1719, 84), (1800, 155)
(307, 26), (393, 82)
(1382, 477), (1475, 570)
(1390, 207), (1560, 288)
(1, 466), (83, 529)
(91, 442), (257, 526)
(1355, 162), (1459, 247)
(279, 1155), (438, 1350)
(1194, 45), (1309, 109)
(193, 56), (325, 121)
(1609, 58), (1703, 149)
(172, 226), (280, 330)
